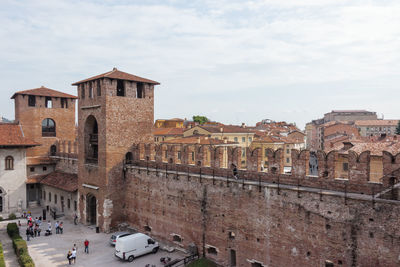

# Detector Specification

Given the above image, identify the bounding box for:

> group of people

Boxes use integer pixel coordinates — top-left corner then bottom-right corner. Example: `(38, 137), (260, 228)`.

(23, 215), (42, 241)
(23, 214), (65, 240)
(67, 240), (90, 265)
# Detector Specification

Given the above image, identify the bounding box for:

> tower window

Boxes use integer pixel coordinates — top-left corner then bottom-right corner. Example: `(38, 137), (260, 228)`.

(28, 95), (36, 107)
(61, 98), (68, 108)
(137, 82), (144, 98)
(5, 156), (14, 170)
(97, 80), (101, 96)
(81, 84), (85, 98)
(117, 80), (125, 96)
(42, 118), (56, 137)
(89, 82), (93, 98)
(45, 97), (52, 108)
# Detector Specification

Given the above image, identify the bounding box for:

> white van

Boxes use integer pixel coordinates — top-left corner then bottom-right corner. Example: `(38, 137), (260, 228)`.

(115, 233), (159, 262)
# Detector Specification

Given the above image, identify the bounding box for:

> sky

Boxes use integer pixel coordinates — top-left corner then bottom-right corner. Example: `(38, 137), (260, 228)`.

(1, 0), (400, 129)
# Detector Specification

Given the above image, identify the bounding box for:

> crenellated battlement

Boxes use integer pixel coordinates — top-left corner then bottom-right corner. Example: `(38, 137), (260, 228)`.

(123, 143), (400, 197)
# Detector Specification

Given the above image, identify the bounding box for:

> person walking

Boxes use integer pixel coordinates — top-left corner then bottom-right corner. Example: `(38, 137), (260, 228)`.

(59, 221), (63, 234)
(84, 239), (89, 254)
(55, 221), (59, 234)
(71, 247), (77, 264)
(67, 250), (72, 265)
(74, 214), (78, 225)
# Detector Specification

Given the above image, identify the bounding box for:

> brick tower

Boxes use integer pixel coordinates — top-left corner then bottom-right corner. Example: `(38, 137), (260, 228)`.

(72, 68), (159, 231)
(12, 86), (77, 160)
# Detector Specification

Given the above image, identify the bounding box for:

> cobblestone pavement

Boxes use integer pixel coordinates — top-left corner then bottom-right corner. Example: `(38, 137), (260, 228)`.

(22, 208), (187, 267)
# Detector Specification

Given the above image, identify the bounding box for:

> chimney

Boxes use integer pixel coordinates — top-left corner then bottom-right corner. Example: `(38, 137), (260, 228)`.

(241, 123), (246, 128)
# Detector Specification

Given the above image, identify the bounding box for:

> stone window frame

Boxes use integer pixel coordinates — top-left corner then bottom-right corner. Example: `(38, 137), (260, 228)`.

(5, 156), (14, 170)
(42, 118), (56, 137)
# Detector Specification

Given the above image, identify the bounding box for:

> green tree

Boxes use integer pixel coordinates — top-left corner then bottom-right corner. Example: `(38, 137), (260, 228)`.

(192, 115), (209, 125)
(396, 120), (400, 135)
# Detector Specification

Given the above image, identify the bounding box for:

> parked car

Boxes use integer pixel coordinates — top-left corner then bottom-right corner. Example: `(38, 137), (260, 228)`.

(115, 233), (159, 262)
(109, 232), (132, 246)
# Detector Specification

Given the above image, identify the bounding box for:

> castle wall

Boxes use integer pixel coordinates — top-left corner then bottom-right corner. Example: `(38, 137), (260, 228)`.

(123, 166), (400, 267)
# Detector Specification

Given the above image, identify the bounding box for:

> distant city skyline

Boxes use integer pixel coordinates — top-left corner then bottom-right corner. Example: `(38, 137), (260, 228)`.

(1, 0), (400, 129)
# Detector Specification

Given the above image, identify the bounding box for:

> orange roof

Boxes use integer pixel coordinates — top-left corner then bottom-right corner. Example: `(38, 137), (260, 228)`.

(163, 136), (238, 145)
(11, 86), (77, 99)
(40, 171), (78, 192)
(153, 128), (184, 136)
(326, 139), (400, 156)
(195, 125), (255, 134)
(26, 174), (48, 184)
(0, 124), (39, 147)
(72, 68), (160, 85)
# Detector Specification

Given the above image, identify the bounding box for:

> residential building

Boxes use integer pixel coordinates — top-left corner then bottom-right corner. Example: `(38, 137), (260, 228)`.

(355, 120), (399, 137)
(154, 118), (184, 128)
(153, 127), (184, 143)
(0, 123), (38, 216)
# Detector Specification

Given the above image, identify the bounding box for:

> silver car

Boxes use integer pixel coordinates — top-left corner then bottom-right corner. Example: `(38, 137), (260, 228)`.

(110, 232), (132, 246)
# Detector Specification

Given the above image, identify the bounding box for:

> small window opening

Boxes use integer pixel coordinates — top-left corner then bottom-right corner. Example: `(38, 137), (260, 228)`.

(307, 251), (311, 257)
(369, 232), (374, 238)
(228, 231), (235, 239)
(144, 225), (152, 232)
(28, 95), (36, 107)
(43, 166), (47, 171)
(137, 82), (144, 98)
(45, 97), (52, 108)
(325, 261), (334, 267)
(67, 199), (71, 209)
(89, 82), (93, 98)
(251, 262), (263, 267)
(230, 249), (236, 267)
(81, 84), (85, 98)
(97, 80), (101, 96)
(207, 246), (217, 255)
(61, 98), (68, 108)
(5, 156), (14, 170)
(125, 152), (133, 164)
(369, 218), (374, 222)
(326, 224), (331, 230)
(49, 192), (52, 202)
(342, 162), (349, 171)
(172, 234), (182, 242)
(30, 167), (35, 172)
(117, 80), (125, 96)
(55, 194), (57, 204)
(50, 145), (57, 156)
(74, 200), (77, 211)
(338, 260), (343, 265)
(177, 151), (181, 160)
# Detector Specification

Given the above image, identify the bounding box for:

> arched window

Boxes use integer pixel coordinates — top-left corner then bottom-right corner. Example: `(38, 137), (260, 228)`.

(85, 115), (98, 164)
(50, 145), (57, 156)
(42, 118), (56, 137)
(5, 156), (14, 170)
(125, 152), (133, 164)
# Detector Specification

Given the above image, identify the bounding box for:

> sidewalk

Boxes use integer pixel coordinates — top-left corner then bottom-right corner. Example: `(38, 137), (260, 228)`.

(0, 220), (20, 267)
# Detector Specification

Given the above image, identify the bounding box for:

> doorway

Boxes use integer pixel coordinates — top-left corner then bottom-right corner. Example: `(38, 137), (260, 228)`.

(86, 194), (97, 225)
(230, 249), (236, 267)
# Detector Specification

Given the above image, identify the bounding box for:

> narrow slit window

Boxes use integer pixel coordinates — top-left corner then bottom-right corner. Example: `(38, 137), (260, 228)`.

(45, 97), (52, 108)
(28, 95), (36, 107)
(117, 80), (125, 96)
(97, 80), (101, 96)
(137, 82), (144, 98)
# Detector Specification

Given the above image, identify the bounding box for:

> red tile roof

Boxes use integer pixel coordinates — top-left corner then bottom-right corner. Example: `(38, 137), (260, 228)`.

(11, 86), (77, 99)
(72, 68), (160, 85)
(0, 124), (39, 147)
(195, 125), (255, 134)
(163, 136), (238, 145)
(39, 171), (78, 192)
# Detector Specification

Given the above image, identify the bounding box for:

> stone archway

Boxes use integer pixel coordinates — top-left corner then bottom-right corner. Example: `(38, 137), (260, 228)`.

(86, 194), (97, 225)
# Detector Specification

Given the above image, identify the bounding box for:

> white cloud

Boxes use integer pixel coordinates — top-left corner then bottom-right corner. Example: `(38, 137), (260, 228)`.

(0, 0), (400, 128)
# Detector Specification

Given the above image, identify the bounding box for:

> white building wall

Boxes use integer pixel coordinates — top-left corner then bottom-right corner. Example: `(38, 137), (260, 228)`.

(41, 185), (78, 219)
(0, 148), (27, 216)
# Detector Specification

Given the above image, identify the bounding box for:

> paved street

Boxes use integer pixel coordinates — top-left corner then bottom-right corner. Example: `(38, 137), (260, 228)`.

(19, 209), (186, 267)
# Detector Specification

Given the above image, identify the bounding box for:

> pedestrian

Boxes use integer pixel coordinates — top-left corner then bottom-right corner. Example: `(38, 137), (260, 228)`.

(37, 226), (41, 237)
(55, 221), (59, 234)
(74, 214), (78, 225)
(18, 220), (21, 227)
(30, 227), (34, 238)
(71, 247), (77, 264)
(67, 250), (72, 265)
(59, 222), (63, 234)
(84, 239), (89, 254)
(232, 164), (239, 179)
(34, 224), (38, 237)
(26, 227), (30, 241)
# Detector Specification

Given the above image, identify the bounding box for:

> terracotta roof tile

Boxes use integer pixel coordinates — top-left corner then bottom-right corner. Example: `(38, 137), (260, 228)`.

(11, 86), (77, 99)
(39, 171), (78, 192)
(72, 68), (160, 85)
(163, 136), (238, 145)
(0, 123), (39, 147)
(197, 125), (255, 134)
